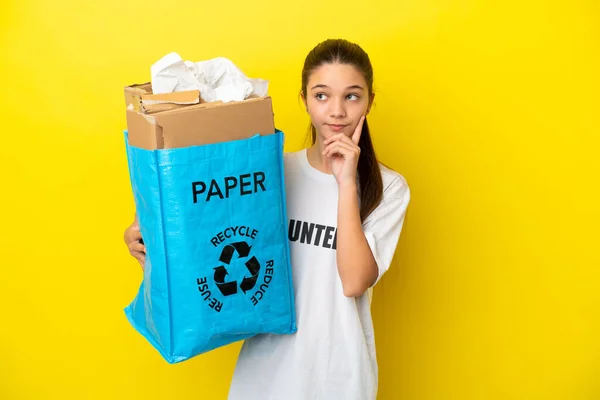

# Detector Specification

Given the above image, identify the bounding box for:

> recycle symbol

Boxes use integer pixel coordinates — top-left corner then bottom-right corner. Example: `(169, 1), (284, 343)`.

(214, 241), (260, 296)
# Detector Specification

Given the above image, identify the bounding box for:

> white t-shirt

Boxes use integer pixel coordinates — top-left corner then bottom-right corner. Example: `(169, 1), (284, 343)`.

(228, 149), (410, 400)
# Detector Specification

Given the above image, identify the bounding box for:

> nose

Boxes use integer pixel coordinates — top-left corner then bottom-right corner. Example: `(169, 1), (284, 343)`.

(328, 98), (346, 119)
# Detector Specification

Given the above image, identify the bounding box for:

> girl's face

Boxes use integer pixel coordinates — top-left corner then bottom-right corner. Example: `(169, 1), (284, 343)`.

(303, 62), (374, 141)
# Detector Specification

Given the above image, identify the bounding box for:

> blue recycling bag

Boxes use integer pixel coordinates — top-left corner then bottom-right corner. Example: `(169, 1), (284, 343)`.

(123, 129), (297, 363)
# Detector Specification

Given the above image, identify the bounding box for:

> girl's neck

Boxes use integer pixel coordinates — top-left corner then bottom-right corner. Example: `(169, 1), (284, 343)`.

(306, 142), (333, 175)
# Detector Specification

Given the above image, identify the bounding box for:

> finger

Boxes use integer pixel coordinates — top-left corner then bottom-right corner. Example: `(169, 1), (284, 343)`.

(323, 138), (360, 153)
(351, 115), (365, 144)
(322, 139), (359, 156)
(129, 220), (141, 235)
(324, 133), (350, 145)
(323, 133), (358, 146)
(325, 142), (354, 158)
(131, 226), (142, 238)
(129, 241), (146, 253)
(124, 225), (142, 244)
(131, 250), (141, 259)
(324, 142), (359, 159)
(132, 251), (146, 264)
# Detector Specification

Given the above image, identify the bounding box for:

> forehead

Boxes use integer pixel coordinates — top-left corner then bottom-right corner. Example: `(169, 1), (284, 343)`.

(307, 63), (367, 90)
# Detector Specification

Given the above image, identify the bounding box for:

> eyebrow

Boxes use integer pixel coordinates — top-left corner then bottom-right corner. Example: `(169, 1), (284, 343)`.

(310, 84), (365, 91)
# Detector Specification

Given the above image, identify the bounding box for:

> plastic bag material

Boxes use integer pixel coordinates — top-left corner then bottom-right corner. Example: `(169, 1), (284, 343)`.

(123, 130), (297, 363)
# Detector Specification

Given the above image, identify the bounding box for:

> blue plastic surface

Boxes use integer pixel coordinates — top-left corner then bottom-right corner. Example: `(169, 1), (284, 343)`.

(123, 130), (296, 363)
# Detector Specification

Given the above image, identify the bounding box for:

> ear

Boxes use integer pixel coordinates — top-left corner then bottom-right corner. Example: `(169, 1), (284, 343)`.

(366, 92), (375, 115)
(301, 91), (308, 113)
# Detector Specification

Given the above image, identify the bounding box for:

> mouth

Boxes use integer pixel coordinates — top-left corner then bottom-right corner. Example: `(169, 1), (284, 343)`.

(327, 124), (348, 132)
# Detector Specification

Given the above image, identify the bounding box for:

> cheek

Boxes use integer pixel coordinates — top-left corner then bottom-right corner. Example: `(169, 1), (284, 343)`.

(348, 104), (369, 122)
(353, 100), (369, 115)
(307, 100), (325, 119)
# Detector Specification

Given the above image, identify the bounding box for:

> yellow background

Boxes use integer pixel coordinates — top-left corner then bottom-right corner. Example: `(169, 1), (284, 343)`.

(1, 0), (598, 399)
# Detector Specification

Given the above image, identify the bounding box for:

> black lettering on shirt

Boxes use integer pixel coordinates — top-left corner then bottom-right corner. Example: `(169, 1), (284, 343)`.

(300, 222), (315, 244)
(288, 219), (337, 250)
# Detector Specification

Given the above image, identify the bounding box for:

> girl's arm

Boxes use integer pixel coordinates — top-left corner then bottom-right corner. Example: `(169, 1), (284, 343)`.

(336, 181), (378, 297)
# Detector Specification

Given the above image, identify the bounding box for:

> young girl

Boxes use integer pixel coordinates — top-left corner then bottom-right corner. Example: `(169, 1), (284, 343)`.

(124, 39), (410, 400)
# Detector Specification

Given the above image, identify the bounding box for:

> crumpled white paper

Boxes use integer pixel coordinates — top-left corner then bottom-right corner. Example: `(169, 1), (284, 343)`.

(150, 52), (268, 103)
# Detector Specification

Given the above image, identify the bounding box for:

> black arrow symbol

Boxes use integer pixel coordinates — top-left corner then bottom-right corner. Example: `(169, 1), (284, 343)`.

(217, 281), (238, 296)
(219, 245), (235, 264)
(240, 275), (258, 294)
(245, 256), (260, 276)
(240, 256), (261, 294)
(214, 266), (237, 296)
(214, 266), (228, 283)
(219, 241), (252, 264)
(231, 241), (252, 258)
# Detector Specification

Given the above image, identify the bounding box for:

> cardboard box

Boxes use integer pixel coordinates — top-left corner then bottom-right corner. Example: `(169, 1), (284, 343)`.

(124, 83), (275, 150)
(124, 82), (202, 114)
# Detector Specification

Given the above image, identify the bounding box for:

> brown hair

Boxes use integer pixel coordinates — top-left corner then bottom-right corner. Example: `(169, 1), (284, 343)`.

(301, 39), (383, 222)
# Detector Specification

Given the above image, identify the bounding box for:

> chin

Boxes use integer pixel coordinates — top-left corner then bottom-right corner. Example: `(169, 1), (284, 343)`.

(324, 126), (350, 137)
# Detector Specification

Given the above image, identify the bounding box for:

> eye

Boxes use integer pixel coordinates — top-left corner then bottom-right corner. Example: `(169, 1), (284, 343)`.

(346, 93), (360, 101)
(316, 93), (328, 101)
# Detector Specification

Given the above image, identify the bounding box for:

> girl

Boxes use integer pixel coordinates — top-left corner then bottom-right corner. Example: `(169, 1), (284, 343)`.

(124, 39), (410, 400)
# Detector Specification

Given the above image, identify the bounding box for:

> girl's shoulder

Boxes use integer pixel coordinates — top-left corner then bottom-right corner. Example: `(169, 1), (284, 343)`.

(378, 162), (410, 200)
